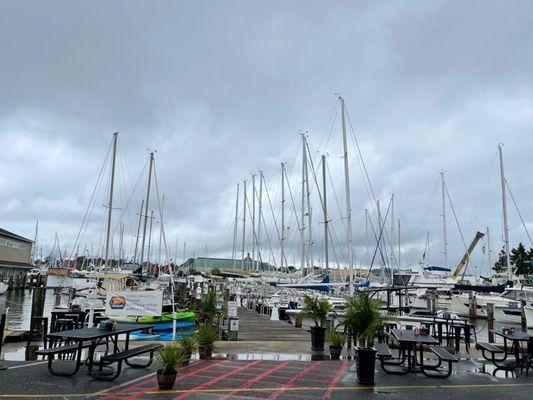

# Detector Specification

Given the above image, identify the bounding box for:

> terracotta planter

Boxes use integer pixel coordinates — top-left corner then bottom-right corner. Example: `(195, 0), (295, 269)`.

(355, 348), (377, 386)
(310, 326), (326, 351)
(157, 369), (177, 390)
(198, 345), (213, 360)
(329, 345), (343, 360)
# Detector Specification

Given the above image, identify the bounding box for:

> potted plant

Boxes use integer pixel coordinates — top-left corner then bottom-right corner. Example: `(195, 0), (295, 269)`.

(197, 323), (219, 359)
(343, 292), (387, 385)
(327, 330), (346, 360)
(157, 342), (184, 390)
(178, 332), (197, 365)
(301, 295), (332, 351)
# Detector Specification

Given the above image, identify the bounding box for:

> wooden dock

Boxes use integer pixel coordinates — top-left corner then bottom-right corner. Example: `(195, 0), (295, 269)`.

(237, 307), (309, 342)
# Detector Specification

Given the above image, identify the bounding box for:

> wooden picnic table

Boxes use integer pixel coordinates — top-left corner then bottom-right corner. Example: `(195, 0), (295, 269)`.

(41, 322), (158, 379)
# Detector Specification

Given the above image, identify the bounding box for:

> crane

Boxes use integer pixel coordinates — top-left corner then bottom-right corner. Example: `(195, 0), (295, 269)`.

(451, 231), (485, 281)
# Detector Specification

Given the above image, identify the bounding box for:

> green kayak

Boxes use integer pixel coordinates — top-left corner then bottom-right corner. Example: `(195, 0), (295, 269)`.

(109, 311), (196, 324)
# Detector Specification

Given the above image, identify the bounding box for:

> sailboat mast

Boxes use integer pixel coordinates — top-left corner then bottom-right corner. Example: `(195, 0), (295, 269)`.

(340, 97), (354, 294)
(440, 171), (448, 268)
(147, 210), (154, 271)
(139, 152), (154, 278)
(398, 219), (401, 268)
(118, 223), (124, 268)
(498, 144), (512, 282)
(241, 179), (247, 271)
(232, 183), (240, 270)
(157, 194), (165, 270)
(251, 174), (256, 270)
(33, 219), (39, 262)
(305, 140), (313, 271)
(104, 132), (118, 271)
(257, 170), (263, 271)
(377, 200), (384, 282)
(133, 199), (144, 265)
(301, 134), (307, 274)
(322, 154), (329, 274)
(486, 226), (492, 269)
(390, 193), (395, 270)
(281, 163), (286, 272)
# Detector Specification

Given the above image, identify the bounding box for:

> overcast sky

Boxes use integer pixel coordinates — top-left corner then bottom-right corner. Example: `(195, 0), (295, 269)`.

(1, 1), (532, 275)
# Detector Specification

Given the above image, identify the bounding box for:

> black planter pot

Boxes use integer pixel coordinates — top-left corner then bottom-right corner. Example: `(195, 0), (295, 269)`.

(310, 326), (326, 351)
(329, 345), (343, 360)
(198, 345), (213, 359)
(157, 369), (177, 390)
(355, 347), (377, 385)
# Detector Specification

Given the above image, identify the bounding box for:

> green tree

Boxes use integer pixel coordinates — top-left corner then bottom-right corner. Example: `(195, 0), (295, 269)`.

(511, 242), (533, 275)
(492, 247), (507, 273)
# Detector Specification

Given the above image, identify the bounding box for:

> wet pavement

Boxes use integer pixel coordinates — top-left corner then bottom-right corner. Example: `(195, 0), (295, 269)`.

(1, 356), (533, 400)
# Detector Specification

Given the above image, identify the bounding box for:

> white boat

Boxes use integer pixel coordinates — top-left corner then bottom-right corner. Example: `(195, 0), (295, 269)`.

(0, 281), (7, 295)
(451, 287), (533, 321)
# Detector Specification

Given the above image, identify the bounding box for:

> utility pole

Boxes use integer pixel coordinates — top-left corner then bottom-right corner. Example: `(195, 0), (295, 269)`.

(139, 152), (154, 278)
(232, 183), (240, 270)
(104, 132), (118, 270)
(340, 97), (354, 294)
(322, 155), (329, 274)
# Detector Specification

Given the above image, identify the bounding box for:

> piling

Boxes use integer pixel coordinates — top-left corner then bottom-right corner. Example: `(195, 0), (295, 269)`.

(469, 292), (477, 319)
(54, 288), (61, 307)
(521, 300), (527, 332)
(487, 303), (494, 343)
(30, 287), (46, 332)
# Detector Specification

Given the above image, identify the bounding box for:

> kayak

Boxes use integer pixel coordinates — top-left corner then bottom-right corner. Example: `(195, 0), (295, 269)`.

(108, 311), (196, 324)
(151, 321), (195, 331)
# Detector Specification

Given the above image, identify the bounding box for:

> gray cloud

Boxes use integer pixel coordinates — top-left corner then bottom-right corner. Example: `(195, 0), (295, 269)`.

(1, 1), (532, 276)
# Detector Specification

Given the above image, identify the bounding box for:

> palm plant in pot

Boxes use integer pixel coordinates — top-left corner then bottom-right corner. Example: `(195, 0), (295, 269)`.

(343, 292), (387, 385)
(301, 295), (332, 351)
(197, 323), (219, 359)
(157, 342), (184, 390)
(327, 330), (346, 360)
(178, 332), (197, 365)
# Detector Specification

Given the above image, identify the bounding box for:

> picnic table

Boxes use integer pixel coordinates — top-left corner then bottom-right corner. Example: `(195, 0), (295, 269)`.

(376, 329), (458, 378)
(477, 330), (531, 373)
(392, 329), (439, 371)
(38, 322), (161, 380)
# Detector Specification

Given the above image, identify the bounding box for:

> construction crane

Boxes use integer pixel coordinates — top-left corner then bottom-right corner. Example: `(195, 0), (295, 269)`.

(451, 231), (485, 281)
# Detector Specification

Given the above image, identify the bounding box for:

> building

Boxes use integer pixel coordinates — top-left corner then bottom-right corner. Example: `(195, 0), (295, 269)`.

(179, 255), (274, 273)
(0, 227), (33, 289)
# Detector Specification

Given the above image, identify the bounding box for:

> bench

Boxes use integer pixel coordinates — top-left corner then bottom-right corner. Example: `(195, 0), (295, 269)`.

(375, 343), (392, 359)
(375, 343), (409, 375)
(421, 346), (458, 378)
(36, 342), (93, 377)
(476, 342), (516, 373)
(91, 343), (162, 380)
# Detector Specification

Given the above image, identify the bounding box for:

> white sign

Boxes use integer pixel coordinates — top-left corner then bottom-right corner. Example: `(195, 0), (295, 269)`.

(105, 290), (163, 317)
(228, 301), (238, 318)
(229, 319), (239, 331)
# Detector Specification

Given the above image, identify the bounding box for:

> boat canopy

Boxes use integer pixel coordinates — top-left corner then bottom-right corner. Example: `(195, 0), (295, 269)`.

(424, 266), (451, 272)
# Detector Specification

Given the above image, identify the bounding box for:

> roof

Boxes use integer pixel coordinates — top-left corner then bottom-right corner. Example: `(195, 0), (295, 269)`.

(0, 260), (33, 269)
(0, 228), (32, 243)
(179, 257), (274, 271)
